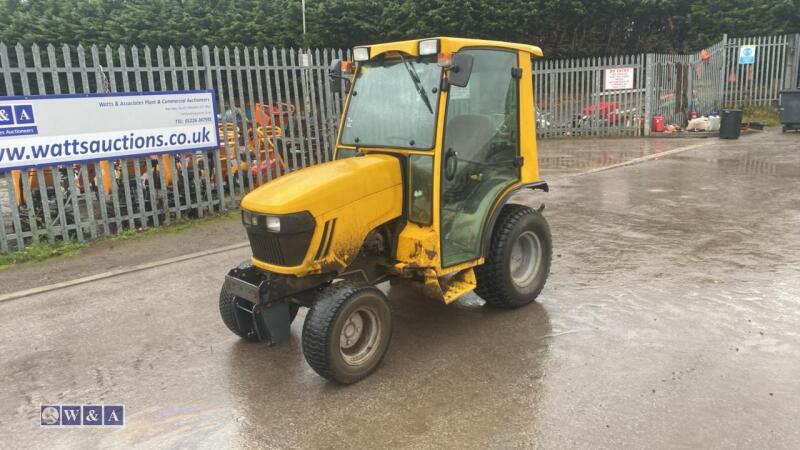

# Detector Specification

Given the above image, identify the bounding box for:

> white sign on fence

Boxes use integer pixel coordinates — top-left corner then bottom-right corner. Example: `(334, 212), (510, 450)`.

(0, 91), (219, 171)
(604, 67), (635, 90)
(738, 45), (756, 64)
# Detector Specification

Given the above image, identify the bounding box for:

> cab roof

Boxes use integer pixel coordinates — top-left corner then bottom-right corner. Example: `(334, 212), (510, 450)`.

(361, 37), (544, 59)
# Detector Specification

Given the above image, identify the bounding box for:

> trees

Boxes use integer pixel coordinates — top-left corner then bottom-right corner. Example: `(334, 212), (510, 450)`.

(0, 0), (798, 57)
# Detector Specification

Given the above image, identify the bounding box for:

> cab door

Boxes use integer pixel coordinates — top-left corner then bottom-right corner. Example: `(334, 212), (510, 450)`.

(439, 49), (521, 267)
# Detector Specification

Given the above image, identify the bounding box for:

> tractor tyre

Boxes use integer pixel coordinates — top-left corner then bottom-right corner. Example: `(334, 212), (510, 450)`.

(302, 282), (392, 384)
(219, 261), (299, 341)
(475, 204), (552, 308)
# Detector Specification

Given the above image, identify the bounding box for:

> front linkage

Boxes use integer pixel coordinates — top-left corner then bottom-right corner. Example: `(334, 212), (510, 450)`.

(222, 263), (332, 344)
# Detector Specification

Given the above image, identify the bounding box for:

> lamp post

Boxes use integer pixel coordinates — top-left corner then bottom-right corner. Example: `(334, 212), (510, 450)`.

(302, 0), (307, 39)
(300, 0), (312, 129)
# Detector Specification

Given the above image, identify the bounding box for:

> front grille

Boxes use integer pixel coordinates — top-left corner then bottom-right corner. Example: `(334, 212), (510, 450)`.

(245, 227), (314, 267)
(247, 229), (286, 265)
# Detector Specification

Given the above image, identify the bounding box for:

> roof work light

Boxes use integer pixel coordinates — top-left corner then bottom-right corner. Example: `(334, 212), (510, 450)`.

(419, 39), (440, 56)
(353, 47), (370, 62)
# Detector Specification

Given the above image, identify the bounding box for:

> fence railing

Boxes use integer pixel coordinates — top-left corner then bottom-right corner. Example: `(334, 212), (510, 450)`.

(533, 54), (646, 138)
(722, 34), (800, 107)
(536, 34), (800, 137)
(1, 34), (798, 252)
(0, 44), (347, 252)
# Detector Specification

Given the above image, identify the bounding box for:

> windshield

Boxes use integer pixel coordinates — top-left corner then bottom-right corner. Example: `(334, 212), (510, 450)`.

(340, 56), (442, 149)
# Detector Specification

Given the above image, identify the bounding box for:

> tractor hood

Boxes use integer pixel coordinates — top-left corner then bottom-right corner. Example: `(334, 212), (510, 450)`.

(240, 154), (402, 217)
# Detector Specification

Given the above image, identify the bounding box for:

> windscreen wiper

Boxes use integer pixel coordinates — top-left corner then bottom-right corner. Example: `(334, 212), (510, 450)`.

(399, 55), (434, 114)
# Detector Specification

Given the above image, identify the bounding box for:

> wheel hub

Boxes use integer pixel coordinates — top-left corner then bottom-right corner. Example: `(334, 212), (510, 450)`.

(339, 306), (381, 366)
(340, 312), (364, 349)
(510, 230), (542, 288)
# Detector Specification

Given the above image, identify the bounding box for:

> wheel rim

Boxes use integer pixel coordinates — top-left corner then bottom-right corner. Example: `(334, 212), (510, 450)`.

(509, 230), (542, 288)
(339, 305), (382, 366)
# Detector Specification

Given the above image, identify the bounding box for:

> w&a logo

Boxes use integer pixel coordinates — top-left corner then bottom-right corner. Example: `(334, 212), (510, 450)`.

(40, 404), (124, 427)
(0, 104), (35, 126)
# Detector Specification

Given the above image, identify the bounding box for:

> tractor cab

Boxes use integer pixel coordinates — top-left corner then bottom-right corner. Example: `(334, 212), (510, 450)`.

(330, 37), (546, 277)
(221, 37), (552, 384)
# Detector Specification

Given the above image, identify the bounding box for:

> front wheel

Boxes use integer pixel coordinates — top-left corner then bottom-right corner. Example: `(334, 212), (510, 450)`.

(302, 282), (392, 384)
(475, 204), (552, 308)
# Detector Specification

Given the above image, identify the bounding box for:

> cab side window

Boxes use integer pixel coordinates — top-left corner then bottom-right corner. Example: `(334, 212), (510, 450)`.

(440, 49), (520, 266)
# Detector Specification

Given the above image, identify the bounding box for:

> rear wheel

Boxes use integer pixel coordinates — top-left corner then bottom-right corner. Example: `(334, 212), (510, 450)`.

(302, 282), (392, 384)
(219, 261), (299, 341)
(475, 204), (552, 308)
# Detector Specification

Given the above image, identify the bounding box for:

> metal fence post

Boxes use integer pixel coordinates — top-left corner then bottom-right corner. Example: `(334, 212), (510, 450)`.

(643, 53), (653, 136)
(787, 33), (800, 90)
(718, 34), (729, 108)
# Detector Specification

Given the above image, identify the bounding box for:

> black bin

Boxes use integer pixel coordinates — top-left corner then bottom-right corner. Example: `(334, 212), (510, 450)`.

(779, 90), (800, 132)
(720, 109), (742, 139)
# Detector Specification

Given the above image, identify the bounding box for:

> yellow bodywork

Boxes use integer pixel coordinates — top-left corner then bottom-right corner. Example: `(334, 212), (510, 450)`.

(242, 154), (403, 275)
(240, 36), (544, 301)
(367, 37), (543, 60)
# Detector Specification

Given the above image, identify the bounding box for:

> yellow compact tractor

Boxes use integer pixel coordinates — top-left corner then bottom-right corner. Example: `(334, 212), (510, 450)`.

(220, 37), (552, 383)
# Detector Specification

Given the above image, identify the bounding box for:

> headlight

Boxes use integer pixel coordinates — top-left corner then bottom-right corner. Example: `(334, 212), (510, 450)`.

(242, 210), (280, 232)
(419, 39), (439, 56)
(265, 216), (281, 233)
(353, 47), (370, 62)
(242, 210), (314, 234)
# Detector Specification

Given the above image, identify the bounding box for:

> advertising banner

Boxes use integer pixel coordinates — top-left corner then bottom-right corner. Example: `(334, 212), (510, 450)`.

(0, 91), (219, 171)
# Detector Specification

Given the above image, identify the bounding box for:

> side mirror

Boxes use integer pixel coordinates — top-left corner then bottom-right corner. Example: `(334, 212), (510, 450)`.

(448, 53), (474, 88)
(328, 59), (343, 95)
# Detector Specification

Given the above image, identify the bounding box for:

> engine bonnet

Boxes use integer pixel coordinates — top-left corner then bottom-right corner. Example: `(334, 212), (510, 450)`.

(240, 154), (402, 217)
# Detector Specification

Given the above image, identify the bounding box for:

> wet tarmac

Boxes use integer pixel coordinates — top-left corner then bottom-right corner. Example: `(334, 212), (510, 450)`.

(537, 136), (694, 177)
(0, 131), (799, 448)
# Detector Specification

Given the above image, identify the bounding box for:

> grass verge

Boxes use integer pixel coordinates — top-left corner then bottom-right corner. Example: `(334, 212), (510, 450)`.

(742, 105), (780, 127)
(111, 209), (240, 241)
(0, 241), (88, 267)
(0, 209), (241, 270)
